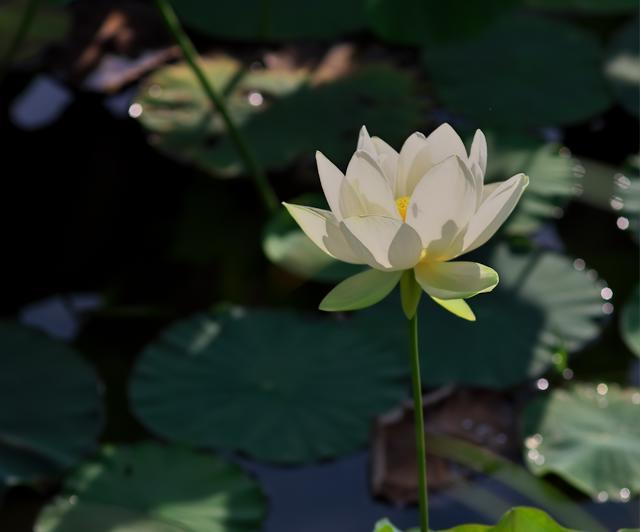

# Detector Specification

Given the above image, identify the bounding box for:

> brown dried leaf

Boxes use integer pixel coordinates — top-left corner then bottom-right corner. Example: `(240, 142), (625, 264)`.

(371, 387), (516, 505)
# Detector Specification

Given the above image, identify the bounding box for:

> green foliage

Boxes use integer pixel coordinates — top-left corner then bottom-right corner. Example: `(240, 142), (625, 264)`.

(0, 322), (103, 486)
(130, 308), (408, 463)
(423, 15), (612, 127)
(575, 155), (640, 242)
(523, 383), (640, 501)
(172, 0), (367, 41)
(355, 245), (605, 389)
(374, 506), (575, 531)
(485, 133), (580, 235)
(0, 0), (69, 62)
(35, 442), (266, 531)
(134, 56), (307, 177)
(605, 17), (640, 118)
(134, 58), (422, 178)
(366, 0), (518, 45)
(575, 158), (620, 210)
(206, 66), (423, 175)
(526, 0), (638, 14)
(445, 506), (574, 531)
(320, 269), (401, 311)
(621, 284), (640, 357)
(373, 518), (402, 532)
(427, 435), (605, 531)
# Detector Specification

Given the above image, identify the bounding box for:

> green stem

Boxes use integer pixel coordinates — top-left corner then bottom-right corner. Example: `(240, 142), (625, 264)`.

(153, 0), (279, 213)
(0, 0), (41, 85)
(409, 311), (429, 532)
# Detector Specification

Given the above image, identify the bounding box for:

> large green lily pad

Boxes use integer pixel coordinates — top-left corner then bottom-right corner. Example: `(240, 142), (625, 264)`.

(374, 506), (574, 531)
(605, 17), (640, 117)
(423, 15), (612, 128)
(133, 55), (308, 177)
(621, 285), (640, 357)
(354, 245), (605, 389)
(202, 66), (422, 176)
(366, 0), (517, 45)
(130, 308), (407, 464)
(134, 58), (422, 177)
(523, 383), (640, 501)
(34, 442), (266, 532)
(485, 133), (580, 235)
(0, 322), (103, 485)
(172, 0), (366, 41)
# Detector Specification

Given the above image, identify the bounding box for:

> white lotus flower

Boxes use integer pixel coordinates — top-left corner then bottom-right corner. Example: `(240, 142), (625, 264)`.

(284, 124), (528, 320)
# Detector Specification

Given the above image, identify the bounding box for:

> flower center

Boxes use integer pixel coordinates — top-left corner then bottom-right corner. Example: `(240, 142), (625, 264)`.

(395, 196), (410, 221)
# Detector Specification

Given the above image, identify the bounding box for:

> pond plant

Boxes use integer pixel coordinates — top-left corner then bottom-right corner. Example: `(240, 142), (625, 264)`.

(0, 0), (638, 531)
(285, 125), (527, 530)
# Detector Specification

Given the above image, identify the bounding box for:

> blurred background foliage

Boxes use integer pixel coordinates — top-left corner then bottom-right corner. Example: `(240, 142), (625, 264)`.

(0, 0), (638, 530)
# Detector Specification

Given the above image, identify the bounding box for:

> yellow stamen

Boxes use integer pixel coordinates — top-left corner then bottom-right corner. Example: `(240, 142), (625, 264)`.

(395, 196), (410, 221)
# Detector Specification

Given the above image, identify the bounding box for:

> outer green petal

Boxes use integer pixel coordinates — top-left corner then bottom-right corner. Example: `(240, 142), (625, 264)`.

(400, 270), (422, 319)
(431, 296), (476, 321)
(415, 260), (499, 300)
(319, 269), (402, 312)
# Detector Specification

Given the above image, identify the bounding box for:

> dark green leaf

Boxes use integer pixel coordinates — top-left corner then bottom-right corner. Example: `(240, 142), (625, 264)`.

(367, 0), (518, 45)
(0, 0), (69, 62)
(427, 435), (605, 531)
(208, 66), (424, 176)
(0, 322), (103, 485)
(523, 383), (640, 501)
(35, 443), (266, 532)
(423, 15), (612, 127)
(605, 17), (640, 118)
(172, 0), (367, 41)
(354, 245), (606, 389)
(130, 308), (408, 463)
(134, 59), (423, 177)
(134, 56), (308, 178)
(485, 133), (580, 235)
(526, 0), (638, 14)
(374, 506), (575, 531)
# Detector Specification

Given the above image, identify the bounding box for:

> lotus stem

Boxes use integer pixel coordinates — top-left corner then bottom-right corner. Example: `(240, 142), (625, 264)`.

(0, 0), (41, 85)
(409, 310), (430, 531)
(153, 0), (279, 213)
